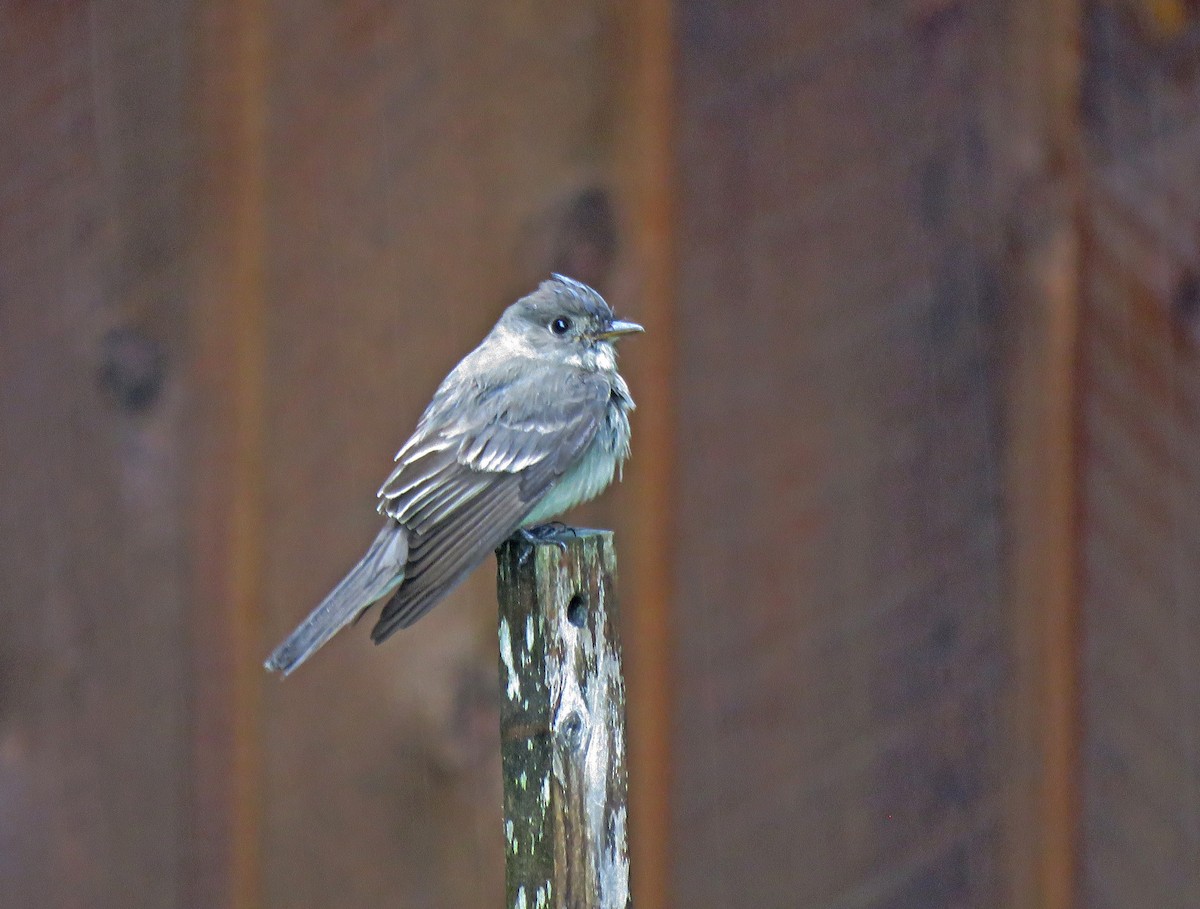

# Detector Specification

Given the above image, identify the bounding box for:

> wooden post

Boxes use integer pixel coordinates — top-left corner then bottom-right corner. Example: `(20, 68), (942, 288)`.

(495, 529), (631, 909)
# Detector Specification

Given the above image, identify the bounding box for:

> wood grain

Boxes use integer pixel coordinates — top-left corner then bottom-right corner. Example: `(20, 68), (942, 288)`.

(1074, 5), (1200, 907)
(992, 2), (1086, 907)
(609, 1), (677, 906)
(672, 2), (1019, 906)
(187, 0), (268, 905)
(496, 530), (631, 909)
(0, 2), (194, 906)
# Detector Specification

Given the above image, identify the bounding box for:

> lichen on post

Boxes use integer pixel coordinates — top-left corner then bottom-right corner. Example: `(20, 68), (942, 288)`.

(495, 528), (630, 909)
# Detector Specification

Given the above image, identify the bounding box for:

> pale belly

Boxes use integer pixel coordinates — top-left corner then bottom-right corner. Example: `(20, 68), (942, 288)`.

(520, 437), (620, 527)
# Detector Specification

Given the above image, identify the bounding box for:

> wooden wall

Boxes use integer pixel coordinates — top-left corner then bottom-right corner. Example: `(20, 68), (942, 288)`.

(4, 1), (1200, 908)
(2, 1), (673, 907)
(1, 3), (194, 906)
(1077, 2), (1200, 906)
(673, 2), (1024, 906)
(247, 2), (671, 907)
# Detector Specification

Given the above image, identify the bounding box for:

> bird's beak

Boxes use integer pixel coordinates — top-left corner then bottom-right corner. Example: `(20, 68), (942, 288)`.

(594, 319), (645, 341)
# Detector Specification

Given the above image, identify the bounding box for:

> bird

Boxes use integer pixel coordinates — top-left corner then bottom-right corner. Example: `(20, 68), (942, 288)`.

(264, 274), (643, 675)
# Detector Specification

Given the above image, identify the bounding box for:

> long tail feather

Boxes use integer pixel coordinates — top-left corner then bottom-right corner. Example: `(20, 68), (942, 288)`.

(264, 522), (409, 676)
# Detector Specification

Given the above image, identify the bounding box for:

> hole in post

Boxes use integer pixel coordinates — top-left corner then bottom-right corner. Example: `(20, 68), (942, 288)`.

(561, 712), (584, 750)
(567, 593), (587, 628)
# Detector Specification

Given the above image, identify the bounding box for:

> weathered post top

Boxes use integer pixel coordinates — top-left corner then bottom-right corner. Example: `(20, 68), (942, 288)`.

(495, 529), (630, 909)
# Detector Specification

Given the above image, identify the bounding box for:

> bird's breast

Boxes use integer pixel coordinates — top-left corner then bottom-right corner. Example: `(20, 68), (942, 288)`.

(519, 393), (631, 527)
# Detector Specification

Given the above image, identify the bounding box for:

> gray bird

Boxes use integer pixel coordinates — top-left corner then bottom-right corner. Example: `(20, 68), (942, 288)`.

(264, 274), (643, 675)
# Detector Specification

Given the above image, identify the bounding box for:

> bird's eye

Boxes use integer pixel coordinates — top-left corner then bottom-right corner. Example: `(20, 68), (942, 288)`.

(550, 317), (572, 335)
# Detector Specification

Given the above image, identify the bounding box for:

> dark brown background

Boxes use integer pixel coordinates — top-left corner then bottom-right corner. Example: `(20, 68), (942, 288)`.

(3, 1), (1199, 907)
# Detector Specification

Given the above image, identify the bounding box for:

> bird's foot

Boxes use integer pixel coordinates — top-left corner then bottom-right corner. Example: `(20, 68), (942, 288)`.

(515, 523), (574, 563)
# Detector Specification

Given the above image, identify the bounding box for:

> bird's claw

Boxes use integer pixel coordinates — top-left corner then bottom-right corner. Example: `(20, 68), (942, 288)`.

(515, 523), (573, 564)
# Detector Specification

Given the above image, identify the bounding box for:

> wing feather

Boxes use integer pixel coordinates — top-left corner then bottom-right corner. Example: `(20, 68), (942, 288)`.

(405, 473), (490, 530)
(372, 477), (525, 636)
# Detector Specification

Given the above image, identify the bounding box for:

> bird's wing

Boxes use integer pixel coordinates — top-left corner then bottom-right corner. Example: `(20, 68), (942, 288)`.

(371, 364), (609, 639)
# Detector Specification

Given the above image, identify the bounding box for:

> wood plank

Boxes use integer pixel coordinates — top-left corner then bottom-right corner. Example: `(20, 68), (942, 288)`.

(673, 3), (1021, 905)
(0, 2), (195, 906)
(991, 1), (1085, 906)
(609, 1), (677, 906)
(1074, 3), (1200, 906)
(186, 0), (268, 905)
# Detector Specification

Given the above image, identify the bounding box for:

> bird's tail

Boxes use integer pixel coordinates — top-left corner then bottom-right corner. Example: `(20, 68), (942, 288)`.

(264, 522), (409, 676)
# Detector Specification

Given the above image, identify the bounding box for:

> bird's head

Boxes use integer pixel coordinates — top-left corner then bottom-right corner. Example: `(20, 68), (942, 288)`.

(501, 274), (643, 363)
